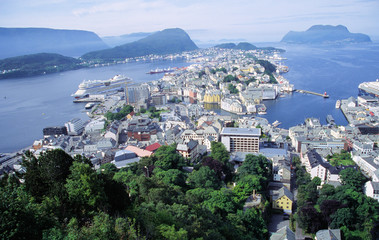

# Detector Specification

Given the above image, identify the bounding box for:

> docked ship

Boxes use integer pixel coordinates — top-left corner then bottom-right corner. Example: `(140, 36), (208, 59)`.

(72, 75), (131, 99)
(335, 100), (341, 108)
(358, 80), (379, 98)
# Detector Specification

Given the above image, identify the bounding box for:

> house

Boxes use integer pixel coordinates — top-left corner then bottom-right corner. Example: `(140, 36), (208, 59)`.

(145, 143), (161, 152)
(315, 229), (341, 240)
(111, 149), (140, 168)
(125, 145), (153, 157)
(104, 121), (121, 142)
(270, 226), (295, 240)
(272, 186), (293, 213)
(364, 181), (379, 202)
(176, 139), (199, 161)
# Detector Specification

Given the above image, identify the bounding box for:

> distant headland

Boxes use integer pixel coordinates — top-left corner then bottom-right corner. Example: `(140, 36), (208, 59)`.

(281, 25), (371, 44)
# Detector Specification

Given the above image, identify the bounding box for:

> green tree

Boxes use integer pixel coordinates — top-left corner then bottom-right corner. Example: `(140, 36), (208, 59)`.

(65, 162), (107, 216)
(203, 188), (239, 218)
(187, 166), (222, 189)
(339, 168), (367, 191)
(22, 149), (74, 202)
(233, 175), (262, 202)
(158, 224), (188, 240)
(210, 141), (230, 164)
(153, 144), (185, 170)
(154, 168), (187, 188)
(0, 183), (54, 240)
(237, 154), (271, 187)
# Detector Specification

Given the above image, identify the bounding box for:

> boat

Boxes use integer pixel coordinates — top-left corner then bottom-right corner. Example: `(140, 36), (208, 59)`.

(335, 100), (341, 108)
(85, 102), (96, 109)
(272, 120), (281, 127)
(72, 75), (131, 99)
(326, 114), (335, 124)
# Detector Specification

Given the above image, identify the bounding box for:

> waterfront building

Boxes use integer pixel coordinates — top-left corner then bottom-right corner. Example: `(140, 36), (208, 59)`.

(65, 118), (84, 136)
(203, 91), (222, 103)
(221, 127), (260, 153)
(221, 97), (243, 113)
(43, 126), (68, 136)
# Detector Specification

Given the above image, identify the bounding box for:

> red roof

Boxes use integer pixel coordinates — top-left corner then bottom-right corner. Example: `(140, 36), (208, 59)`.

(145, 143), (161, 152)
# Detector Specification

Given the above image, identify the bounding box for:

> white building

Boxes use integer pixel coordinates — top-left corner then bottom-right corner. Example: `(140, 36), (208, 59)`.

(65, 118), (84, 136)
(364, 181), (379, 202)
(221, 127), (260, 153)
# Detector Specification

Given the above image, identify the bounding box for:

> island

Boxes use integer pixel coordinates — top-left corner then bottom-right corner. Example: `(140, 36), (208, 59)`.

(0, 53), (85, 79)
(281, 25), (372, 44)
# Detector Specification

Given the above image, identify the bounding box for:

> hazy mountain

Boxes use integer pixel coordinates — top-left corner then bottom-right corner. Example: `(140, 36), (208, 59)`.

(0, 53), (84, 79)
(0, 27), (109, 59)
(102, 32), (155, 47)
(214, 42), (257, 50)
(281, 25), (372, 44)
(82, 28), (198, 61)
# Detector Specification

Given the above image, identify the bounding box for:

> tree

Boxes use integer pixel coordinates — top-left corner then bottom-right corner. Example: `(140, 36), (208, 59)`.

(22, 149), (74, 202)
(203, 189), (239, 218)
(0, 183), (54, 240)
(320, 200), (344, 225)
(158, 224), (188, 240)
(228, 84), (239, 94)
(330, 208), (355, 229)
(233, 175), (262, 202)
(202, 156), (224, 180)
(153, 144), (185, 170)
(237, 154), (271, 187)
(339, 168), (367, 191)
(210, 141), (229, 164)
(154, 168), (187, 188)
(297, 205), (324, 233)
(187, 166), (222, 189)
(65, 162), (107, 217)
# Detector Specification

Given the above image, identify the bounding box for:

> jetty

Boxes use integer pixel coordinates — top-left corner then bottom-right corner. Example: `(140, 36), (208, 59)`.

(295, 89), (329, 98)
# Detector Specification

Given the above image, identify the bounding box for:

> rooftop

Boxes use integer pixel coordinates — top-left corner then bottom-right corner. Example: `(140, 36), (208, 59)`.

(221, 127), (261, 136)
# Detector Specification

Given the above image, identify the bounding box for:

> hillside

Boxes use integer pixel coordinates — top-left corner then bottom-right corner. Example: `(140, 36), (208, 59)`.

(82, 28), (198, 62)
(281, 25), (372, 44)
(0, 27), (109, 59)
(102, 32), (154, 47)
(0, 53), (85, 79)
(214, 42), (257, 50)
(214, 42), (284, 52)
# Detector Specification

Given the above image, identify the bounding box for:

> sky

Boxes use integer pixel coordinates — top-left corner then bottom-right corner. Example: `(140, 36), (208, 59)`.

(1, 0), (378, 42)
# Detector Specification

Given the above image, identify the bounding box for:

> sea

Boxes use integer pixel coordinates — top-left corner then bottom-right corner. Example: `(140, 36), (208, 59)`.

(1, 43), (379, 153)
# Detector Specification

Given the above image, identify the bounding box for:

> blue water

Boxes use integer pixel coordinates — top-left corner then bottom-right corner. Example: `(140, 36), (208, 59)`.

(0, 59), (189, 153)
(1, 44), (379, 153)
(260, 43), (379, 128)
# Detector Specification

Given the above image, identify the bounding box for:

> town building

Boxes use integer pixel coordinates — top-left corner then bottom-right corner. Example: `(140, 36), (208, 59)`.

(65, 118), (84, 136)
(221, 127), (260, 153)
(271, 186), (293, 213)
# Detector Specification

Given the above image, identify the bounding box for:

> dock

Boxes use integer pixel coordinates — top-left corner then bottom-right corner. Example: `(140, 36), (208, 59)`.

(295, 89), (329, 98)
(73, 97), (104, 103)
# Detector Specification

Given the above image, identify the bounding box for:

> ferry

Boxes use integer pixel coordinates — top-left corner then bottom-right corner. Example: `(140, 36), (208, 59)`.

(335, 100), (341, 108)
(85, 102), (96, 109)
(72, 75), (131, 99)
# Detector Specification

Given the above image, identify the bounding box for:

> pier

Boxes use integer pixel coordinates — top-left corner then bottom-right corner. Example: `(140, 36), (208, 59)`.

(295, 89), (329, 98)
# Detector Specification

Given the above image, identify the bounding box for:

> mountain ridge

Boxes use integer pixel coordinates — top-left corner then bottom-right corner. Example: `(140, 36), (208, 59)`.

(0, 27), (109, 59)
(82, 28), (198, 61)
(281, 25), (371, 44)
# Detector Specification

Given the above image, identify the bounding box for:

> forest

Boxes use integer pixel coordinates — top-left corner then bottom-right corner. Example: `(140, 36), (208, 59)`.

(0, 142), (272, 240)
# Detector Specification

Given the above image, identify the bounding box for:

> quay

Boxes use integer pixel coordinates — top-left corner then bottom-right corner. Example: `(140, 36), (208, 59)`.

(73, 97), (104, 103)
(295, 89), (329, 98)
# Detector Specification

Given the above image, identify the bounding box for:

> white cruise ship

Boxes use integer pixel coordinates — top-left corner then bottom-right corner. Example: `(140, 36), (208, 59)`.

(72, 75), (131, 99)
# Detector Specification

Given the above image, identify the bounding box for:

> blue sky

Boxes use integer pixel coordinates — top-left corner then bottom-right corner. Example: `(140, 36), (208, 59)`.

(1, 0), (378, 42)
